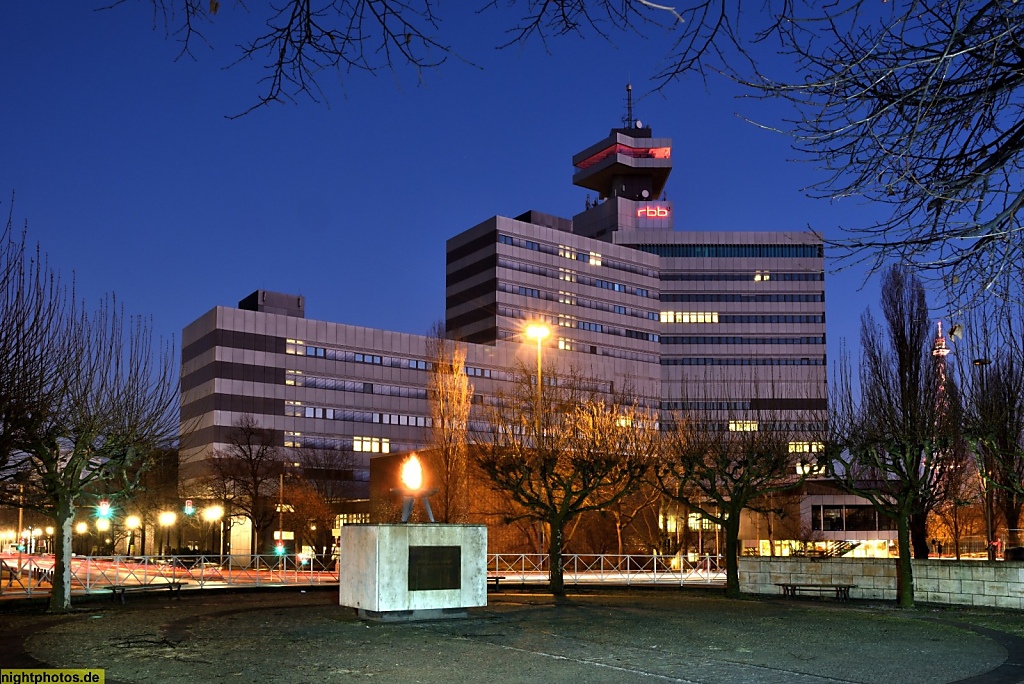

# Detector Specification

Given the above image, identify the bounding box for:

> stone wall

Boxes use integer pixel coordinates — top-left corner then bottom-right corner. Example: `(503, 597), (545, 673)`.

(738, 557), (1024, 608)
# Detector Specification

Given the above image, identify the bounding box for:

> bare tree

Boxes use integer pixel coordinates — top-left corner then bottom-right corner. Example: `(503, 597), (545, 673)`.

(425, 322), (472, 523)
(829, 266), (958, 608)
(473, 365), (658, 596)
(742, 2), (1024, 309)
(931, 445), (983, 560)
(960, 302), (1024, 550)
(1, 295), (177, 612)
(656, 410), (810, 599)
(204, 415), (281, 558)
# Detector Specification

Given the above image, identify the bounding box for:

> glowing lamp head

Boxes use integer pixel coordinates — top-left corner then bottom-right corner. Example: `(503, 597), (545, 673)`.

(401, 455), (424, 492)
(125, 516), (141, 530)
(525, 324), (550, 342)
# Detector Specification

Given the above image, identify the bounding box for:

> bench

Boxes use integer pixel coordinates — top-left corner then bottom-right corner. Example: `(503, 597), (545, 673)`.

(776, 583), (855, 601)
(108, 581), (186, 604)
(487, 575), (507, 588)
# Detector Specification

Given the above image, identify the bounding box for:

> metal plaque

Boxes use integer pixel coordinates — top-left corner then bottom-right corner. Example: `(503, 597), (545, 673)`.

(408, 545), (461, 591)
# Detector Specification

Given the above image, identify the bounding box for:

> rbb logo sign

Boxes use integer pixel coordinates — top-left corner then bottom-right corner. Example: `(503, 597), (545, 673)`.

(637, 206), (670, 218)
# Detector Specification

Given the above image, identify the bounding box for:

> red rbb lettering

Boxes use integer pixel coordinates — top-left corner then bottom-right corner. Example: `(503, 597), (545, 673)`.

(636, 206), (670, 218)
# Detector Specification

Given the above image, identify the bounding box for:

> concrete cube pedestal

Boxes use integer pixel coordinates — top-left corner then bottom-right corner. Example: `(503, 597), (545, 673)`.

(339, 524), (487, 621)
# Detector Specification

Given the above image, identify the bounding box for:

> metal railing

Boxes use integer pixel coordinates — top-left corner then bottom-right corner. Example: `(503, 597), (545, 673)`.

(488, 553), (725, 586)
(0, 554), (340, 598)
(0, 552), (725, 598)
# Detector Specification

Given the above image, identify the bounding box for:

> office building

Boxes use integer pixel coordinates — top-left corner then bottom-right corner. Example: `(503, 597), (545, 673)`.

(180, 110), (867, 557)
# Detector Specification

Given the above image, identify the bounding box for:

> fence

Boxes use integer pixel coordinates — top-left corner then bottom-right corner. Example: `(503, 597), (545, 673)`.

(0, 552), (725, 599)
(0, 554), (339, 598)
(489, 553), (725, 586)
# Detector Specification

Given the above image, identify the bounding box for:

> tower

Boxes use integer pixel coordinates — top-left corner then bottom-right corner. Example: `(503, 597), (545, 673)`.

(571, 85), (674, 240)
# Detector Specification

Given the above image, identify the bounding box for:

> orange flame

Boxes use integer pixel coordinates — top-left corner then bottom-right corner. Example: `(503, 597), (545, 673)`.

(401, 455), (423, 491)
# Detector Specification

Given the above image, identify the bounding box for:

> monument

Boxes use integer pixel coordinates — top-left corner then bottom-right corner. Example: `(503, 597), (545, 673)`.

(338, 454), (487, 621)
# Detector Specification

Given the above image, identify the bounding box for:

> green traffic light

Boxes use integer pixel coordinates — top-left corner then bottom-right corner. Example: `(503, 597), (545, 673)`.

(97, 500), (111, 519)
(274, 543), (286, 556)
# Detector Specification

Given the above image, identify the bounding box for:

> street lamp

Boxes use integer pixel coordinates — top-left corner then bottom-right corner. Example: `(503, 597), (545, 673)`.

(159, 511), (177, 556)
(203, 505), (224, 558)
(525, 323), (550, 554)
(525, 323), (550, 415)
(125, 516), (141, 556)
(278, 462), (301, 557)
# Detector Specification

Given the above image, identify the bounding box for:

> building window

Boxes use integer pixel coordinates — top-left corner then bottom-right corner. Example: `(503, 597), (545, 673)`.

(728, 420), (758, 432)
(558, 337), (573, 351)
(558, 245), (575, 259)
(353, 436), (390, 453)
(789, 441), (824, 454)
(589, 252), (602, 266)
(498, 234), (514, 246)
(524, 240), (540, 251)
(558, 315), (576, 328)
(558, 291), (577, 305)
(660, 311), (720, 324)
(559, 268), (578, 283)
(754, 270), (771, 282)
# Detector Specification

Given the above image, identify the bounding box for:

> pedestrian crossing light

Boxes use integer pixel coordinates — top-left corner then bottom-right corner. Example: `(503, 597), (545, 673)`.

(184, 499), (195, 516)
(97, 500), (111, 519)
(274, 543), (286, 556)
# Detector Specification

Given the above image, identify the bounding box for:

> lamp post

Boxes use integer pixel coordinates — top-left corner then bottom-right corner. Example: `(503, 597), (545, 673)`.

(158, 511), (177, 557)
(525, 323), (550, 555)
(75, 521), (88, 556)
(278, 462), (300, 557)
(125, 516), (141, 556)
(525, 323), (550, 417)
(203, 505), (224, 559)
(973, 357), (996, 561)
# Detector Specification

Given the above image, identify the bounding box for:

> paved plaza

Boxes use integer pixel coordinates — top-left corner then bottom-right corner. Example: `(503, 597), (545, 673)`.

(1, 587), (1023, 683)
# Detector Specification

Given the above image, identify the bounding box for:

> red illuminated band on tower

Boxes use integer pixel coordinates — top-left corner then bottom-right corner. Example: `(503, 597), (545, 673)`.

(637, 206), (671, 218)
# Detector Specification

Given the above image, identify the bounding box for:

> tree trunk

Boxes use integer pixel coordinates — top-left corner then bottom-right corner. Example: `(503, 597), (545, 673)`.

(723, 515), (742, 599)
(50, 494), (75, 613)
(896, 514), (915, 609)
(1001, 497), (1022, 547)
(909, 511), (930, 559)
(547, 522), (565, 597)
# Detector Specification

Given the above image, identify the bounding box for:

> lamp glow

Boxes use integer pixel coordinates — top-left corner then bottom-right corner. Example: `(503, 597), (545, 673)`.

(202, 505), (224, 522)
(125, 516), (141, 530)
(525, 323), (550, 341)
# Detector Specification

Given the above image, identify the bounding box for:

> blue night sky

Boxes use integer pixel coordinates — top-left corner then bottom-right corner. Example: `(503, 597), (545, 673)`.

(1, 4), (891, 366)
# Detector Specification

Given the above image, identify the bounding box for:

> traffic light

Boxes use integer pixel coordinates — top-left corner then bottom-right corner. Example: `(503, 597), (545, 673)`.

(274, 543), (286, 556)
(97, 500), (111, 519)
(184, 499), (195, 516)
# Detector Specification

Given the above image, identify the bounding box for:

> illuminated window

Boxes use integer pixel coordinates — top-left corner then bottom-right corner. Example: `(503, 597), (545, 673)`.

(754, 271), (771, 282)
(558, 245), (575, 259)
(558, 315), (576, 328)
(353, 437), (390, 453)
(285, 339), (306, 355)
(285, 370), (303, 386)
(559, 268), (578, 283)
(558, 337), (573, 351)
(589, 252), (602, 266)
(558, 291), (577, 305)
(660, 311), (720, 324)
(788, 441), (824, 454)
(728, 420), (759, 432)
(284, 431), (302, 448)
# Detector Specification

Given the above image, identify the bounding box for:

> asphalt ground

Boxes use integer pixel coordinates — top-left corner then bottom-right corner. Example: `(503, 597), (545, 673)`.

(2, 587), (1023, 683)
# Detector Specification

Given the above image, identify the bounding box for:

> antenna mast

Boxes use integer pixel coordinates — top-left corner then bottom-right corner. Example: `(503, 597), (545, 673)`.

(623, 83), (634, 128)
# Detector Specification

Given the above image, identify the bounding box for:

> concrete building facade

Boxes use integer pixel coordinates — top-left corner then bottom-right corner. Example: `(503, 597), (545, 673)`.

(180, 115), (864, 557)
